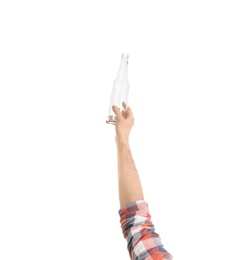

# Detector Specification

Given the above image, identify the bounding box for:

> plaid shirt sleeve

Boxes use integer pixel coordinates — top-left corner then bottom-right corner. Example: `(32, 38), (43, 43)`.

(119, 200), (173, 260)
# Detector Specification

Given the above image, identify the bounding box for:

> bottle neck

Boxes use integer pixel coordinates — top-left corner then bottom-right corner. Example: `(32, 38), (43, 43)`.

(116, 53), (128, 80)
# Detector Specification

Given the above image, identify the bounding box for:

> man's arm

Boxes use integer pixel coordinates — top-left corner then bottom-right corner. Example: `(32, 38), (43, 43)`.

(112, 102), (144, 208)
(116, 137), (144, 208)
(112, 103), (173, 260)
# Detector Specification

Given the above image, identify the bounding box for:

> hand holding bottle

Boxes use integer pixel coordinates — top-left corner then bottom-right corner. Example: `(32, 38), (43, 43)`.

(112, 102), (135, 142)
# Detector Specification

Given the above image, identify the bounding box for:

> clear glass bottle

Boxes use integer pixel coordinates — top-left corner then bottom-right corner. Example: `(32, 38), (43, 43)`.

(106, 53), (129, 125)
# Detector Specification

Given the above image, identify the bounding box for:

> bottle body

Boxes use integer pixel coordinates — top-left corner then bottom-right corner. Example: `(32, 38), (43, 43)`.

(106, 53), (129, 125)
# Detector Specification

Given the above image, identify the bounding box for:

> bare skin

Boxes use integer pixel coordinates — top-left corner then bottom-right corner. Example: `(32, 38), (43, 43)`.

(111, 102), (144, 208)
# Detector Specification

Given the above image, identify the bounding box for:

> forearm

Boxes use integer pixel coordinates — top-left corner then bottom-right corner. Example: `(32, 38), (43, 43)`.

(116, 136), (144, 208)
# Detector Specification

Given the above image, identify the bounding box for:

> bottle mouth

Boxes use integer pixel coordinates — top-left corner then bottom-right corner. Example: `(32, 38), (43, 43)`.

(121, 53), (129, 59)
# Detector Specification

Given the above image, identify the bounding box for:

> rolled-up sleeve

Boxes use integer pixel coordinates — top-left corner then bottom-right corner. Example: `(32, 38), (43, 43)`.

(118, 200), (173, 260)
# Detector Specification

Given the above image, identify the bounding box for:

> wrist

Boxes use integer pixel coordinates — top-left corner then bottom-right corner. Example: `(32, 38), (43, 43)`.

(115, 135), (129, 145)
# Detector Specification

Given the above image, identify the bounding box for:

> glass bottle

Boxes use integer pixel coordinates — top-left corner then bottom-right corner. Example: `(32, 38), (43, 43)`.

(106, 53), (129, 125)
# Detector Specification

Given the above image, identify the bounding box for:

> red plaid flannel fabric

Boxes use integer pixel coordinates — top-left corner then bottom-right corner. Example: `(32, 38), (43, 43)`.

(119, 200), (173, 260)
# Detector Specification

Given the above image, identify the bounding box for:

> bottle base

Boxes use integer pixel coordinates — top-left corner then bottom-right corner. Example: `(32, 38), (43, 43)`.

(106, 115), (117, 125)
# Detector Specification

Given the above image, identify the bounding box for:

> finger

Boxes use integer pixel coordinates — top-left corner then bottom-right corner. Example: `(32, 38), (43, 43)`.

(121, 109), (127, 118)
(125, 106), (133, 118)
(112, 105), (123, 120)
(122, 102), (127, 110)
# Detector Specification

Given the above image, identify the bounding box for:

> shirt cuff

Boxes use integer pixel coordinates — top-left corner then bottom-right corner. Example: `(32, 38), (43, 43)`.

(118, 200), (148, 217)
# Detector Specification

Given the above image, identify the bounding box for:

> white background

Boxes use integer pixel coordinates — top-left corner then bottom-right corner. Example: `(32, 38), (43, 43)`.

(0, 1), (249, 259)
